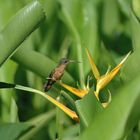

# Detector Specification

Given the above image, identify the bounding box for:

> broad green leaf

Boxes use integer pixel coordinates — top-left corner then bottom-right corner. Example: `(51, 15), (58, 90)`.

(76, 90), (103, 130)
(118, 0), (131, 17)
(0, 60), (18, 122)
(102, 0), (120, 36)
(0, 0), (23, 30)
(10, 98), (19, 122)
(132, 0), (140, 20)
(122, 13), (140, 82)
(62, 124), (80, 139)
(0, 123), (33, 140)
(0, 1), (45, 66)
(79, 75), (140, 140)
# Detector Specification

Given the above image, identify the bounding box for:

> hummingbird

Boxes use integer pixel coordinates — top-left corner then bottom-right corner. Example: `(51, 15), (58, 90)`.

(44, 58), (79, 92)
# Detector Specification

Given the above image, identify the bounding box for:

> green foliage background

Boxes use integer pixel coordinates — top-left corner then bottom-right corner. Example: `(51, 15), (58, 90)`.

(0, 0), (140, 140)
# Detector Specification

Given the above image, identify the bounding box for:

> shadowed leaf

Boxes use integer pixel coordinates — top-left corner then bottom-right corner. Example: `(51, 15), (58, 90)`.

(0, 81), (15, 88)
(0, 123), (33, 140)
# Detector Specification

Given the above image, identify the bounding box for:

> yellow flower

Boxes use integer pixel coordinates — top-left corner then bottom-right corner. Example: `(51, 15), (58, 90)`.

(59, 82), (88, 98)
(54, 49), (130, 120)
(86, 48), (131, 99)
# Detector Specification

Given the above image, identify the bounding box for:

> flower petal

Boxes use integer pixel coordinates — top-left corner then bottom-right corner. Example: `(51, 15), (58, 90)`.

(59, 82), (88, 98)
(96, 52), (131, 93)
(44, 93), (79, 122)
(86, 48), (100, 80)
(101, 90), (112, 108)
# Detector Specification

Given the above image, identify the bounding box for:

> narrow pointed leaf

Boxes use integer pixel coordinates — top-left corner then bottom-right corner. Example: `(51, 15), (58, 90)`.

(0, 81), (15, 88)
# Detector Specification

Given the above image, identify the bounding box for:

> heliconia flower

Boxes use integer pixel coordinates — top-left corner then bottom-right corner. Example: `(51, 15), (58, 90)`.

(43, 91), (79, 122)
(60, 82), (110, 108)
(57, 49), (130, 113)
(58, 49), (130, 109)
(47, 49), (129, 119)
(59, 82), (89, 98)
(86, 48), (131, 98)
(101, 90), (112, 108)
(86, 48), (100, 80)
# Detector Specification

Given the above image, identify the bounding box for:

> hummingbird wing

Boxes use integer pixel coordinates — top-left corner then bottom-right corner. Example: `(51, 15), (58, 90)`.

(52, 65), (65, 80)
(44, 65), (65, 92)
(44, 70), (56, 92)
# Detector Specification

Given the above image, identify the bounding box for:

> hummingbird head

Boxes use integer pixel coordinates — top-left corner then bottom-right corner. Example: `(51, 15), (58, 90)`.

(59, 58), (82, 65)
(59, 58), (70, 65)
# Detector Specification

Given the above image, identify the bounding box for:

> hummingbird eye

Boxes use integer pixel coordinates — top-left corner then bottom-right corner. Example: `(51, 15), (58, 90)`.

(59, 58), (69, 64)
(64, 60), (68, 63)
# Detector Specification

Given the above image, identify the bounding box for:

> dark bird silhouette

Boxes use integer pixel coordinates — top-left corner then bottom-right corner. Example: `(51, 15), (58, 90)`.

(44, 58), (76, 92)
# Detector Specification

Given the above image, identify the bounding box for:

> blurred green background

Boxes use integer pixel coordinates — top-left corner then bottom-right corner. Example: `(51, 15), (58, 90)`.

(0, 0), (140, 140)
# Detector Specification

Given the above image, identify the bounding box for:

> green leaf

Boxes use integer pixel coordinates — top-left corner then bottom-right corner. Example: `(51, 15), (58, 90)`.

(10, 98), (19, 123)
(0, 1), (45, 66)
(0, 60), (18, 122)
(0, 123), (33, 140)
(0, 81), (15, 88)
(132, 0), (140, 20)
(20, 110), (55, 140)
(122, 13), (140, 82)
(118, 0), (131, 17)
(76, 90), (103, 130)
(102, 0), (120, 36)
(79, 75), (140, 140)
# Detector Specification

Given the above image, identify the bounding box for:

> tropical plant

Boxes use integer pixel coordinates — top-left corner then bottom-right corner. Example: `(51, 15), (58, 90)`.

(0, 0), (140, 140)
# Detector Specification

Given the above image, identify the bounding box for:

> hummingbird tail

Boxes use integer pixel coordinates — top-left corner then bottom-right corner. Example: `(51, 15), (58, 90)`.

(44, 80), (55, 92)
(44, 85), (51, 92)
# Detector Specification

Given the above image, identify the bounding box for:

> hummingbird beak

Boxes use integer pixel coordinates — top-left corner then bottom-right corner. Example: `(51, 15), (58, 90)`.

(69, 60), (82, 63)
